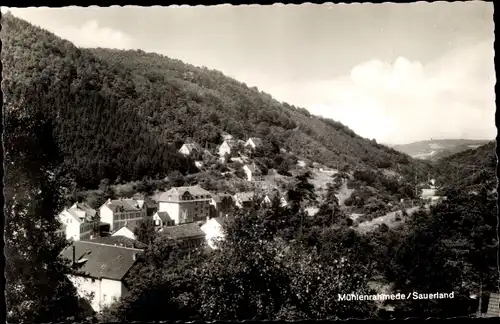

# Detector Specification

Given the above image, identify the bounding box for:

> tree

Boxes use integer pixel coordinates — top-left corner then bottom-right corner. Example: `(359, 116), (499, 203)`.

(134, 218), (158, 245)
(4, 91), (91, 322)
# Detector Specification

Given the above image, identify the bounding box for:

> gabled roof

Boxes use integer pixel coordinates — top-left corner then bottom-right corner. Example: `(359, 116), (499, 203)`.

(84, 235), (146, 249)
(60, 241), (143, 281)
(158, 186), (212, 202)
(161, 223), (206, 240)
(103, 199), (142, 212)
(180, 143), (202, 154)
(155, 211), (172, 224)
(247, 137), (263, 146)
(221, 139), (238, 148)
(213, 217), (227, 226)
(71, 202), (97, 218)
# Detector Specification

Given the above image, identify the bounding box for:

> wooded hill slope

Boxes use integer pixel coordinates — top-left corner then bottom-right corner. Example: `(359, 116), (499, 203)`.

(2, 14), (432, 189)
(434, 140), (497, 194)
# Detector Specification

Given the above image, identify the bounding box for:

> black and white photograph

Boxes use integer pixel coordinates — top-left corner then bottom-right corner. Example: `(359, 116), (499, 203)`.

(2, 2), (497, 322)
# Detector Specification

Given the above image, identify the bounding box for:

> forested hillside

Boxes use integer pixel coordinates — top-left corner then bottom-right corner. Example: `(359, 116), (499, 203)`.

(2, 14), (431, 189)
(434, 141), (497, 194)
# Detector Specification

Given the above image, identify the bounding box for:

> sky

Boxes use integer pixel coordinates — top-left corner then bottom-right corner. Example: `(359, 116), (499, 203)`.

(2, 3), (496, 145)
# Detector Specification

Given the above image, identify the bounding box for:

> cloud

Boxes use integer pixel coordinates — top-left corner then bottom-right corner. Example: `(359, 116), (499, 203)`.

(8, 9), (134, 50)
(54, 20), (134, 49)
(238, 41), (495, 145)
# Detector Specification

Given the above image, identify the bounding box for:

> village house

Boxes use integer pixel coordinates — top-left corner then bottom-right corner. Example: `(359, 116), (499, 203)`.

(243, 163), (263, 182)
(152, 211), (175, 228)
(158, 186), (213, 225)
(245, 137), (263, 150)
(57, 202), (100, 241)
(218, 139), (238, 158)
(234, 192), (255, 209)
(99, 198), (147, 232)
(209, 193), (234, 218)
(262, 191), (288, 207)
(159, 222), (206, 250)
(60, 241), (143, 313)
(111, 219), (143, 240)
(178, 142), (202, 157)
(201, 216), (227, 249)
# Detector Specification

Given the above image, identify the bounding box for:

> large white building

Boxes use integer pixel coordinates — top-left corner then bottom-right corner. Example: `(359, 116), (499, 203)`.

(57, 202), (100, 241)
(61, 241), (143, 313)
(99, 199), (147, 232)
(157, 186), (213, 224)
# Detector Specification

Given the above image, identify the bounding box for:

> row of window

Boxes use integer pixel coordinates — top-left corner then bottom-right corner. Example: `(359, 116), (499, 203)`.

(115, 212), (143, 221)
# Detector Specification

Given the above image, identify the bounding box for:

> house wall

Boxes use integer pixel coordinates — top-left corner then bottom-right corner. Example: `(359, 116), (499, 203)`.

(99, 206), (114, 231)
(159, 200), (210, 225)
(219, 142), (231, 157)
(100, 205), (146, 232)
(67, 275), (123, 313)
(58, 211), (81, 241)
(243, 165), (252, 181)
(152, 213), (163, 227)
(179, 145), (190, 155)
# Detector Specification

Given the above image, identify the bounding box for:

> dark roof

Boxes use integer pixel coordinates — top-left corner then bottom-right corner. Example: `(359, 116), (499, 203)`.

(248, 137), (263, 146)
(161, 223), (206, 240)
(158, 186), (212, 202)
(60, 241), (143, 281)
(156, 211), (172, 223)
(213, 217), (227, 226)
(104, 199), (142, 212)
(84, 235), (145, 249)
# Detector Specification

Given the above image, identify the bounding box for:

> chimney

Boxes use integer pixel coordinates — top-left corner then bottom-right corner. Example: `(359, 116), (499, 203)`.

(133, 253), (137, 261)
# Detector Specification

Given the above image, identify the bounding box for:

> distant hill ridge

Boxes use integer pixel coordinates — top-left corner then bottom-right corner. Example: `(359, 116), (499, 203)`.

(2, 14), (431, 188)
(390, 139), (491, 161)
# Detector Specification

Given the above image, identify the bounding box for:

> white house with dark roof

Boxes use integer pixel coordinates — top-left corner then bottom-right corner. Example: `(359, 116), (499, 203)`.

(245, 137), (263, 149)
(111, 220), (142, 240)
(57, 202), (100, 241)
(99, 198), (147, 232)
(158, 186), (213, 225)
(243, 163), (262, 182)
(262, 191), (288, 207)
(201, 216), (228, 249)
(60, 241), (143, 313)
(152, 211), (175, 228)
(179, 142), (202, 156)
(218, 139), (238, 158)
(159, 222), (206, 249)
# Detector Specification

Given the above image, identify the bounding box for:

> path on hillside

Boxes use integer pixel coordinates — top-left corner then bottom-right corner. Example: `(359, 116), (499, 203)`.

(356, 205), (424, 233)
